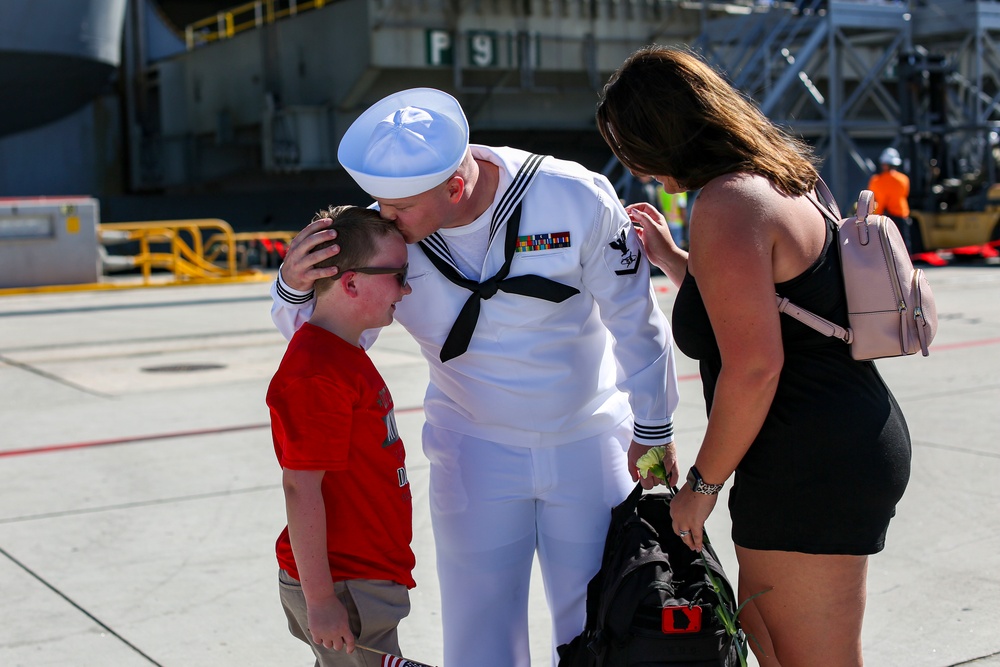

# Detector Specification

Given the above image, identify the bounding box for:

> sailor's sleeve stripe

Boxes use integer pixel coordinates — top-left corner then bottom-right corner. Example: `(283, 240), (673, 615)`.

(633, 421), (674, 441)
(275, 279), (314, 305)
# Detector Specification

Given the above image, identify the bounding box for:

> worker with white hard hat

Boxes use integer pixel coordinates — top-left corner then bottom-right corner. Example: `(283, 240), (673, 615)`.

(869, 146), (914, 253)
(270, 87), (680, 667)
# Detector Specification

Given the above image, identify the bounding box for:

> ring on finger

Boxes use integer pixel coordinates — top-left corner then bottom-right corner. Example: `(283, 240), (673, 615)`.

(678, 530), (691, 537)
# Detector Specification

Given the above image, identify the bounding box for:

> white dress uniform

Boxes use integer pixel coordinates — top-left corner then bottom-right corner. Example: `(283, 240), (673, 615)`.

(272, 145), (680, 667)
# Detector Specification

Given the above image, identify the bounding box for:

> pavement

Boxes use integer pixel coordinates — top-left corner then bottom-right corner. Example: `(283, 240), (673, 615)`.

(1, 264), (999, 667)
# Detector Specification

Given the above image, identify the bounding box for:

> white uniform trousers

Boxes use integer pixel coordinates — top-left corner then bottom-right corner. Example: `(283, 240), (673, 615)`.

(423, 421), (634, 667)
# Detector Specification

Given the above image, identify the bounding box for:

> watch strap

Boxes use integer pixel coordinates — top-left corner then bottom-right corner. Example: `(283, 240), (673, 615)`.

(688, 466), (724, 495)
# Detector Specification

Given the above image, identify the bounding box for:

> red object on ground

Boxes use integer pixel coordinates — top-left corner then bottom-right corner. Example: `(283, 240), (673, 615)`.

(949, 243), (999, 258)
(911, 251), (949, 266)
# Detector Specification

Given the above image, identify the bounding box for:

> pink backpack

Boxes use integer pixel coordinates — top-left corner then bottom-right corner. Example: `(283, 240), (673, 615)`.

(777, 181), (937, 361)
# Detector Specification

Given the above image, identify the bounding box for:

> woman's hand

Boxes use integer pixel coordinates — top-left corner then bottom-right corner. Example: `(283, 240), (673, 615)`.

(626, 202), (688, 287)
(670, 484), (719, 552)
(626, 203), (675, 267)
(280, 218), (342, 291)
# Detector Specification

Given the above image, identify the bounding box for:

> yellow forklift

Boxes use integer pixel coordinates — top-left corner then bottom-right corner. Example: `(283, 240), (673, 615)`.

(898, 51), (1000, 258)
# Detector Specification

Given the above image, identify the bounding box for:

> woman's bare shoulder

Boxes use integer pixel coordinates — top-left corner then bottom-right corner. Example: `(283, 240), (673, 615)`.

(698, 172), (782, 202)
(694, 173), (780, 225)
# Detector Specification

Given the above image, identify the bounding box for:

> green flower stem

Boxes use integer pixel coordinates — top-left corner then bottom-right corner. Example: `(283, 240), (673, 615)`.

(698, 550), (770, 667)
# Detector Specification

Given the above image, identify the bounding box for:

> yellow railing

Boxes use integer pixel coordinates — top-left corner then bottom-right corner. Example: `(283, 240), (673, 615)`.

(0, 220), (297, 295)
(185, 0), (329, 49)
(98, 219), (265, 285)
(205, 231), (297, 270)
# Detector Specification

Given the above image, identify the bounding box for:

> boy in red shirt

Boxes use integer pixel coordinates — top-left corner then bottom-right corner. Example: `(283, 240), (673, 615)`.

(267, 205), (414, 666)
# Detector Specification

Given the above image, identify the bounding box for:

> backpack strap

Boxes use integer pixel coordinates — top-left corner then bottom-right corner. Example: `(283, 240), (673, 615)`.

(805, 177), (842, 224)
(776, 177), (853, 344)
(775, 296), (852, 343)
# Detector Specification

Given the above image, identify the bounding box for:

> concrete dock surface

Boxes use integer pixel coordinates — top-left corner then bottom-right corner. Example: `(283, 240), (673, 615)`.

(1, 264), (998, 667)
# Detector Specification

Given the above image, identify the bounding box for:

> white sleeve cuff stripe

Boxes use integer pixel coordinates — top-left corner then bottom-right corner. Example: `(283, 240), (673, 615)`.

(633, 421), (673, 440)
(275, 278), (314, 304)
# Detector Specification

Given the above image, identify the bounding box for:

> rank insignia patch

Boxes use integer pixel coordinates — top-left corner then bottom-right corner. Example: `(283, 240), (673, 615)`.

(515, 231), (571, 252)
(607, 227), (642, 275)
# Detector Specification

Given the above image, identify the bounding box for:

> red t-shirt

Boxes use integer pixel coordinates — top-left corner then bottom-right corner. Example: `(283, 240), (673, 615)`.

(267, 322), (415, 588)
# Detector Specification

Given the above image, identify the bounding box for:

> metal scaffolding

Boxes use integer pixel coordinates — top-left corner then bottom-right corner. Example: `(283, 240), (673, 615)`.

(695, 0), (1000, 207)
(124, 0), (999, 216)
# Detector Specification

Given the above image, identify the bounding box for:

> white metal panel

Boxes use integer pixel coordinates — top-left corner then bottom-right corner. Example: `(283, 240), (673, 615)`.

(0, 198), (101, 288)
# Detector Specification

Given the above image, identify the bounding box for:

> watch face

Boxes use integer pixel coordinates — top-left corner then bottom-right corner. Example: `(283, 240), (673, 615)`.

(686, 468), (698, 488)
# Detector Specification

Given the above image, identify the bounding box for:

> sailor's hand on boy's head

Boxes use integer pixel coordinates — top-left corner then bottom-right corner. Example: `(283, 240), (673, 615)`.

(281, 218), (341, 292)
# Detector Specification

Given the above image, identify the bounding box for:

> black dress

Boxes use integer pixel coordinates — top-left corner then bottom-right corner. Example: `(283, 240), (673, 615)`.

(672, 218), (911, 555)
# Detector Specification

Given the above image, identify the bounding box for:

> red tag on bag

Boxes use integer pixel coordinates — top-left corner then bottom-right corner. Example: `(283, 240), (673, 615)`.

(661, 605), (703, 633)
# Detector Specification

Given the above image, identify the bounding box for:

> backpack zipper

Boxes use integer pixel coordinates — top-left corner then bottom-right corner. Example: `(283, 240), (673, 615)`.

(875, 218), (907, 353)
(913, 269), (930, 356)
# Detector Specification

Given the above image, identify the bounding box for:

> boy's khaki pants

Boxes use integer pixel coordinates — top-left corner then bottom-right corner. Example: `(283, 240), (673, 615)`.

(279, 569), (410, 667)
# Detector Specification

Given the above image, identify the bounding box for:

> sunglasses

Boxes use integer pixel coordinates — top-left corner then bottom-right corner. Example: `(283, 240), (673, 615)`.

(335, 262), (408, 287)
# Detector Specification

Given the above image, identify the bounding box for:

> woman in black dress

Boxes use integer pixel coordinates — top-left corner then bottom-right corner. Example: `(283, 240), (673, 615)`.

(597, 47), (910, 667)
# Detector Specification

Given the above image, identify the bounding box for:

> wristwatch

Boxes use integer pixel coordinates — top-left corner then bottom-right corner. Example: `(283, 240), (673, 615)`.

(686, 466), (724, 495)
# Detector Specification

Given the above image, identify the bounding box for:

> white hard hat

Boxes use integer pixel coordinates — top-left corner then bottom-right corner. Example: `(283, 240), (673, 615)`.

(879, 147), (902, 167)
(338, 88), (470, 199)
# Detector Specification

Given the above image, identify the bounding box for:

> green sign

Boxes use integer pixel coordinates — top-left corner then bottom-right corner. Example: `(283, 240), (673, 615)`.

(468, 31), (498, 67)
(426, 29), (498, 67)
(426, 29), (453, 66)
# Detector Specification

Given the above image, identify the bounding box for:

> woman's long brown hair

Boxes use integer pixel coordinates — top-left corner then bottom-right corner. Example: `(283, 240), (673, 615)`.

(597, 46), (820, 195)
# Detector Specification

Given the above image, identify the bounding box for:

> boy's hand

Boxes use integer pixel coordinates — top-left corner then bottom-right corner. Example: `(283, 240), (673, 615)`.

(280, 218), (342, 292)
(307, 593), (355, 653)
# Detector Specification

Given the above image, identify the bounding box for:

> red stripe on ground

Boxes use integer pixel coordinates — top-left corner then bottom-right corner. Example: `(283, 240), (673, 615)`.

(4, 341), (987, 459)
(0, 405), (428, 458)
(0, 424), (270, 458)
(930, 337), (1000, 352)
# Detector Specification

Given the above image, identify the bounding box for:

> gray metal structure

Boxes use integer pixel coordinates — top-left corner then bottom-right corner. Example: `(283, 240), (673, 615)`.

(0, 198), (101, 288)
(906, 1), (1000, 212)
(124, 0), (1000, 208)
(1, 0), (998, 219)
(695, 0), (1000, 206)
(0, 0), (128, 137)
(125, 0), (702, 191)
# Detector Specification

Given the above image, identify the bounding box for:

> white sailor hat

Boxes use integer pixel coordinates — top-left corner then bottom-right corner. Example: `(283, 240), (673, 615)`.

(338, 88), (470, 199)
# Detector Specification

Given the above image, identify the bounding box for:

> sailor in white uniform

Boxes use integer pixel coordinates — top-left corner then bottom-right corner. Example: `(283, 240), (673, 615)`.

(270, 88), (681, 667)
